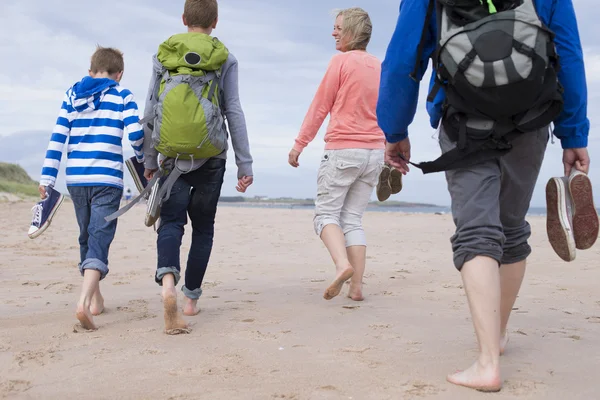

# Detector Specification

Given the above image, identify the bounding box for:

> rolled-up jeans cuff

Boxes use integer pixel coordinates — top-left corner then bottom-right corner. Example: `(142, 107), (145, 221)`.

(79, 258), (109, 281)
(155, 267), (181, 286)
(182, 286), (203, 300)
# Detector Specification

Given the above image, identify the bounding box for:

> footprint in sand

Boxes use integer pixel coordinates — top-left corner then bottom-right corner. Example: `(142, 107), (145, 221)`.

(242, 319), (255, 323)
(339, 347), (370, 354)
(140, 348), (166, 355)
(403, 381), (442, 397)
(369, 324), (391, 330)
(505, 380), (546, 396)
(21, 281), (40, 287)
(0, 380), (32, 396)
(272, 394), (299, 399)
(342, 305), (360, 310)
(13, 347), (61, 367)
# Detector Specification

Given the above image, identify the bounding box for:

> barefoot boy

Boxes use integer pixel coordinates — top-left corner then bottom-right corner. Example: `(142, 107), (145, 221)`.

(39, 46), (145, 330)
(141, 0), (253, 334)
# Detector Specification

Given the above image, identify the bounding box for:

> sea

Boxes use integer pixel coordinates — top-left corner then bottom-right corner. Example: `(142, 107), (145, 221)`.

(217, 203), (566, 216)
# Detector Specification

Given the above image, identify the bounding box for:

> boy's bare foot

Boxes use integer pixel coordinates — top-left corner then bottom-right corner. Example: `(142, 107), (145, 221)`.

(347, 283), (364, 301)
(75, 303), (97, 331)
(162, 289), (190, 335)
(500, 332), (509, 356)
(90, 290), (104, 316)
(182, 298), (201, 316)
(446, 360), (502, 392)
(324, 264), (354, 300)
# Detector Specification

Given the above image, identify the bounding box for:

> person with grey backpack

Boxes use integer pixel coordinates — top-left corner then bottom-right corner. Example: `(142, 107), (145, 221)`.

(377, 0), (590, 392)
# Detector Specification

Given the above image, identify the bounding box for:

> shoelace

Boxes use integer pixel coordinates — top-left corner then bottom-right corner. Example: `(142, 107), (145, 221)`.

(31, 204), (43, 226)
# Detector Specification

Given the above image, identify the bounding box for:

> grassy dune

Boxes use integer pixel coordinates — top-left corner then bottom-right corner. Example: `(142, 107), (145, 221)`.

(0, 162), (39, 198)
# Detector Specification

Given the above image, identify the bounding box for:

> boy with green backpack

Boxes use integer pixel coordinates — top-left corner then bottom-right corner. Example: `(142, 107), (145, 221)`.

(140, 0), (253, 334)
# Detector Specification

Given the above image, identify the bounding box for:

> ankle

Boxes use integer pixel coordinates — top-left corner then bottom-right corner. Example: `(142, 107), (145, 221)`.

(335, 261), (353, 272)
(478, 353), (500, 369)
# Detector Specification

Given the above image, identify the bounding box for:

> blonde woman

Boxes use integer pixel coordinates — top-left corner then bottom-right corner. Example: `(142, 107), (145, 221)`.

(288, 8), (385, 301)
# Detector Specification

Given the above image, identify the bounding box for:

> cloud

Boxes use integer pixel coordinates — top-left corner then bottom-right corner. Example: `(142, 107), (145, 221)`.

(0, 0), (598, 207)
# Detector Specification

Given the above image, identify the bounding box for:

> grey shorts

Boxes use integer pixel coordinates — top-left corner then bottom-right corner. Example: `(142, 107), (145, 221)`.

(439, 125), (549, 270)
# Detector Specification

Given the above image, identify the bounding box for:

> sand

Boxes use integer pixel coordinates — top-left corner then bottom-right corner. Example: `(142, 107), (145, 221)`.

(1, 200), (599, 399)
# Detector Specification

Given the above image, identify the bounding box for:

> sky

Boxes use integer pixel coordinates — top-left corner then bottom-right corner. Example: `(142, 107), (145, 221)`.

(0, 0), (598, 207)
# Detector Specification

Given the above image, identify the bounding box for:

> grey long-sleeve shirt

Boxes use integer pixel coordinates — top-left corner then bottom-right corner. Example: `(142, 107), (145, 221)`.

(142, 53), (253, 178)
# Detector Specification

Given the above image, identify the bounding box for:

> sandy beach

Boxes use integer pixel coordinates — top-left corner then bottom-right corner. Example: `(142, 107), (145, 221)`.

(1, 200), (599, 399)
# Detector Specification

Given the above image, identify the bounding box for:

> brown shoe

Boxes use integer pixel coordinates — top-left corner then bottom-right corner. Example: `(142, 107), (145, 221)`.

(376, 165), (392, 202)
(546, 177), (576, 262)
(568, 171), (599, 250)
(389, 167), (403, 194)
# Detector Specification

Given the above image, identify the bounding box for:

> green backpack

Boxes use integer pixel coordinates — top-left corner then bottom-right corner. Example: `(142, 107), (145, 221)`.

(142, 33), (230, 162)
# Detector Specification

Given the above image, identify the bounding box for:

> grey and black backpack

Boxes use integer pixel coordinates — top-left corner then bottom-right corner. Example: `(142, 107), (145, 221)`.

(410, 0), (564, 173)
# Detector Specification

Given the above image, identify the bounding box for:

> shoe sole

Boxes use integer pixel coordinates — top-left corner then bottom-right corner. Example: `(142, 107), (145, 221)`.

(376, 167), (392, 202)
(28, 194), (65, 239)
(125, 157), (147, 194)
(545, 178), (576, 261)
(569, 173), (599, 250)
(145, 179), (161, 227)
(390, 168), (403, 194)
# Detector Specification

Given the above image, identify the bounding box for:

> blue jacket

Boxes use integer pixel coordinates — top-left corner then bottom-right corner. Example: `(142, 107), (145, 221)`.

(376, 0), (589, 149)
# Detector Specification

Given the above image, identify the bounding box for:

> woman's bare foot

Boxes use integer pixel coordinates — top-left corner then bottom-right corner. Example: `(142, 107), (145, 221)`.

(162, 288), (190, 335)
(324, 264), (355, 300)
(500, 332), (509, 356)
(182, 297), (201, 316)
(347, 283), (364, 301)
(75, 303), (97, 331)
(90, 290), (104, 316)
(446, 359), (502, 392)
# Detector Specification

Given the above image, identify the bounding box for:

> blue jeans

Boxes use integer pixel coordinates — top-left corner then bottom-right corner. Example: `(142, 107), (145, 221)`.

(155, 158), (226, 300)
(68, 186), (123, 280)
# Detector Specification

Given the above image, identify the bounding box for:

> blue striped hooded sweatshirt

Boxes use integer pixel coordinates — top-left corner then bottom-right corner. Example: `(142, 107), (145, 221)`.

(40, 76), (144, 189)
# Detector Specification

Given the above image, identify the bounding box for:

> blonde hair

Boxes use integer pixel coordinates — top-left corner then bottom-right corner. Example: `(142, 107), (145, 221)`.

(184, 0), (218, 29)
(335, 7), (372, 51)
(90, 46), (124, 74)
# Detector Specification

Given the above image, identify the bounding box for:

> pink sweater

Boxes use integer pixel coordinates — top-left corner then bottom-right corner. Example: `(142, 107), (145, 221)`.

(293, 51), (385, 153)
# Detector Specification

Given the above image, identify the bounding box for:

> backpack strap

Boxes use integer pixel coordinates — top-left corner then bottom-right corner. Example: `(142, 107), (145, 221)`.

(205, 69), (221, 103)
(104, 169), (164, 222)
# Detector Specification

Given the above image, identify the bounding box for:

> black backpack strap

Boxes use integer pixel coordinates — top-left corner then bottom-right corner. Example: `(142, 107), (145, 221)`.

(410, 0), (436, 82)
(407, 136), (514, 174)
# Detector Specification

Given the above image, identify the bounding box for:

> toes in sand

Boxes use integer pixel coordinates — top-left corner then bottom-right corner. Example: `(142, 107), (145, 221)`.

(324, 266), (354, 300)
(163, 295), (191, 335)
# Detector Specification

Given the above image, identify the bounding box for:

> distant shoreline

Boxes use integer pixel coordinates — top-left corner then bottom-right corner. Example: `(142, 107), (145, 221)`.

(219, 196), (441, 209)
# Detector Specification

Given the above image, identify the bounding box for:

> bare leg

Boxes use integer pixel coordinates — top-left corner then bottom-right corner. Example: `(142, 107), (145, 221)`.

(182, 297), (201, 316)
(447, 256), (502, 392)
(499, 260), (526, 355)
(76, 269), (101, 330)
(161, 273), (190, 334)
(320, 224), (354, 300)
(90, 286), (104, 316)
(346, 245), (366, 301)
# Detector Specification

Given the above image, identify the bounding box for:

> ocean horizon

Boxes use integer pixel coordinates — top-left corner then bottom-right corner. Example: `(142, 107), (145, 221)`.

(216, 202), (580, 217)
